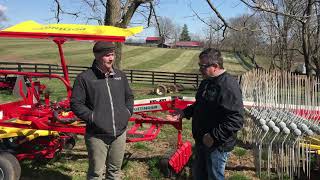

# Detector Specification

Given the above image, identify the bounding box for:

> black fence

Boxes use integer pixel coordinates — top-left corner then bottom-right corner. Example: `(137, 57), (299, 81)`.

(0, 62), (202, 86)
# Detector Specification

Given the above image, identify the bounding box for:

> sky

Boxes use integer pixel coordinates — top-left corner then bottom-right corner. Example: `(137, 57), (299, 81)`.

(0, 0), (249, 39)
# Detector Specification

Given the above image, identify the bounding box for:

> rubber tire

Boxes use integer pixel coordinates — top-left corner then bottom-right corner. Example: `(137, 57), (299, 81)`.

(64, 136), (76, 150)
(167, 84), (178, 93)
(1, 153), (20, 180)
(0, 152), (19, 180)
(154, 85), (167, 96)
(159, 149), (175, 178)
(175, 84), (184, 91)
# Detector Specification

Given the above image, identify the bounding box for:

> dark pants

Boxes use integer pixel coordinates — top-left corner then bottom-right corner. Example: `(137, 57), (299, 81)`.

(85, 131), (126, 180)
(192, 144), (230, 180)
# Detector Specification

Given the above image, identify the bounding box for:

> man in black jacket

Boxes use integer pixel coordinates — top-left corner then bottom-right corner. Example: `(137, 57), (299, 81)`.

(167, 48), (244, 180)
(71, 41), (134, 180)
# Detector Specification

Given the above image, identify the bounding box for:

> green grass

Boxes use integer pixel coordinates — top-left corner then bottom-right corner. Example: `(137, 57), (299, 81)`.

(0, 38), (249, 74)
(147, 157), (162, 179)
(132, 142), (150, 151)
(0, 89), (20, 103)
(180, 52), (200, 73)
(130, 49), (184, 70)
(228, 172), (251, 180)
(233, 146), (247, 158)
(153, 50), (200, 72)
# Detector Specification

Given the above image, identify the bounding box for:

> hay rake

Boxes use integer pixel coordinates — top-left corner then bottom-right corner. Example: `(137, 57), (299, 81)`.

(241, 69), (320, 179)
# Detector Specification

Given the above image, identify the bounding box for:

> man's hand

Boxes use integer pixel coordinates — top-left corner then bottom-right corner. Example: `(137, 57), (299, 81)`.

(202, 133), (214, 147)
(166, 114), (180, 121)
(166, 108), (183, 121)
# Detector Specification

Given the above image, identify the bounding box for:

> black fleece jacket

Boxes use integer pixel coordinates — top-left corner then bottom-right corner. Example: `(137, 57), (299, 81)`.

(183, 72), (244, 152)
(71, 60), (134, 138)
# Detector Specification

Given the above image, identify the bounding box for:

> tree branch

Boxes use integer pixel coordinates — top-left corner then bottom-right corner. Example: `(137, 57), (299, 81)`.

(204, 0), (261, 37)
(205, 0), (239, 35)
(239, 0), (306, 22)
(53, 0), (80, 23)
(190, 8), (223, 32)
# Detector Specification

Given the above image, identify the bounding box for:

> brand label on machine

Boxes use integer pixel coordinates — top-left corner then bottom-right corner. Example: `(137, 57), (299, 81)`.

(133, 104), (162, 112)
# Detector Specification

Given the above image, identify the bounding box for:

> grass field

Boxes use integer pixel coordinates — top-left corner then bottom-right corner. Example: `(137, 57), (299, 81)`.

(0, 38), (249, 74)
(0, 39), (263, 179)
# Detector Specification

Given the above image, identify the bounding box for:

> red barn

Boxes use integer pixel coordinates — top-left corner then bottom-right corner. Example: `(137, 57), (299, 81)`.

(174, 41), (202, 48)
(146, 37), (161, 45)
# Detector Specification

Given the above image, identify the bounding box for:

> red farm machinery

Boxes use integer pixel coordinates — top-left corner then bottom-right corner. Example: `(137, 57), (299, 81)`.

(0, 21), (193, 180)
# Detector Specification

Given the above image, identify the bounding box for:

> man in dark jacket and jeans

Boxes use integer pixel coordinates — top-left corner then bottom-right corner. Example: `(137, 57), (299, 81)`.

(167, 48), (244, 180)
(71, 41), (134, 180)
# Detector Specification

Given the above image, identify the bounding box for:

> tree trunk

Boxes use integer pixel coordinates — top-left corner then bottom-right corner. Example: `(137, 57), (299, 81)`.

(104, 0), (123, 69)
(302, 0), (313, 76)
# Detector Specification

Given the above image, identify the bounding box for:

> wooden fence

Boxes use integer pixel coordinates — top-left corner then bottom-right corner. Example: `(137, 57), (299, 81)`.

(0, 62), (202, 86)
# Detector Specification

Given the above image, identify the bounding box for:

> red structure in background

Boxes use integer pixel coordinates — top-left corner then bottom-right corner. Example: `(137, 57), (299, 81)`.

(174, 41), (202, 48)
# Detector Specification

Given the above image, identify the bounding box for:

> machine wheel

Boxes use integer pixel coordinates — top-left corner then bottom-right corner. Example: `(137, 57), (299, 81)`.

(167, 84), (178, 93)
(63, 134), (77, 150)
(154, 85), (167, 96)
(159, 149), (175, 178)
(175, 84), (184, 91)
(0, 152), (20, 180)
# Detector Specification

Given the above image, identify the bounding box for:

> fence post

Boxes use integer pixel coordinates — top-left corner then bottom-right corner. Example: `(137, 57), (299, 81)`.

(152, 72), (155, 85)
(196, 74), (199, 87)
(174, 73), (176, 84)
(130, 70), (133, 83)
(48, 65), (52, 79)
(35, 64), (38, 73)
(18, 64), (22, 72)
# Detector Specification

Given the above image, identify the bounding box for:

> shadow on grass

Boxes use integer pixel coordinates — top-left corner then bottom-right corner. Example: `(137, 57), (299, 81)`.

(122, 152), (192, 180)
(19, 151), (88, 180)
(234, 52), (255, 71)
(20, 162), (73, 180)
(59, 152), (88, 161)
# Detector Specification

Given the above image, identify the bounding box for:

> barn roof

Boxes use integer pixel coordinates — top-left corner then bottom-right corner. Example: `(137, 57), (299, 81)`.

(146, 37), (161, 41)
(175, 41), (201, 47)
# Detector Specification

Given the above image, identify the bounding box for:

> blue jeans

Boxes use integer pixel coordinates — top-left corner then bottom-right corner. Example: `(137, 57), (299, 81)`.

(193, 144), (230, 180)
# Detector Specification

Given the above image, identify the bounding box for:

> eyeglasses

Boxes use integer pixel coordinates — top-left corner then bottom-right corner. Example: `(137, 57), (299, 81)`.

(198, 63), (214, 69)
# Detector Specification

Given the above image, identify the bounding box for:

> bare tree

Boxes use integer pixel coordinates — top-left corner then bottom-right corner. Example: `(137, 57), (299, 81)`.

(52, 0), (153, 69)
(240, 0), (318, 76)
(256, 0), (301, 71)
(0, 4), (7, 29)
(297, 0), (320, 76)
(154, 16), (175, 42)
(228, 14), (262, 68)
(172, 24), (181, 45)
(202, 17), (224, 49)
(203, 0), (317, 75)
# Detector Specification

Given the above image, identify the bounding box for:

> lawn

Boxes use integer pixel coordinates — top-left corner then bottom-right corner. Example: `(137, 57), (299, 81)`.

(0, 38), (251, 75)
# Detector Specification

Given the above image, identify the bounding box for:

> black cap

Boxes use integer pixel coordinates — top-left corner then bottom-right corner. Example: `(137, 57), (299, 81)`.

(93, 41), (116, 54)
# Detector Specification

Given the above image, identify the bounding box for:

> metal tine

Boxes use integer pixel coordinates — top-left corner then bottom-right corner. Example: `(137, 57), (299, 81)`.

(241, 69), (320, 180)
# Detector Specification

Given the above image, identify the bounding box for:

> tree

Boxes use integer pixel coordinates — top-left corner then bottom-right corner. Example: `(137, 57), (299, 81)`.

(202, 0), (317, 76)
(52, 0), (153, 69)
(0, 4), (7, 29)
(227, 14), (262, 68)
(203, 17), (224, 49)
(172, 24), (182, 44)
(154, 16), (175, 42)
(179, 24), (191, 41)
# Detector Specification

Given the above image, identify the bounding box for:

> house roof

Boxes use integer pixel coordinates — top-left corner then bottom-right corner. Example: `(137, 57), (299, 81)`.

(146, 37), (161, 41)
(175, 41), (201, 47)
